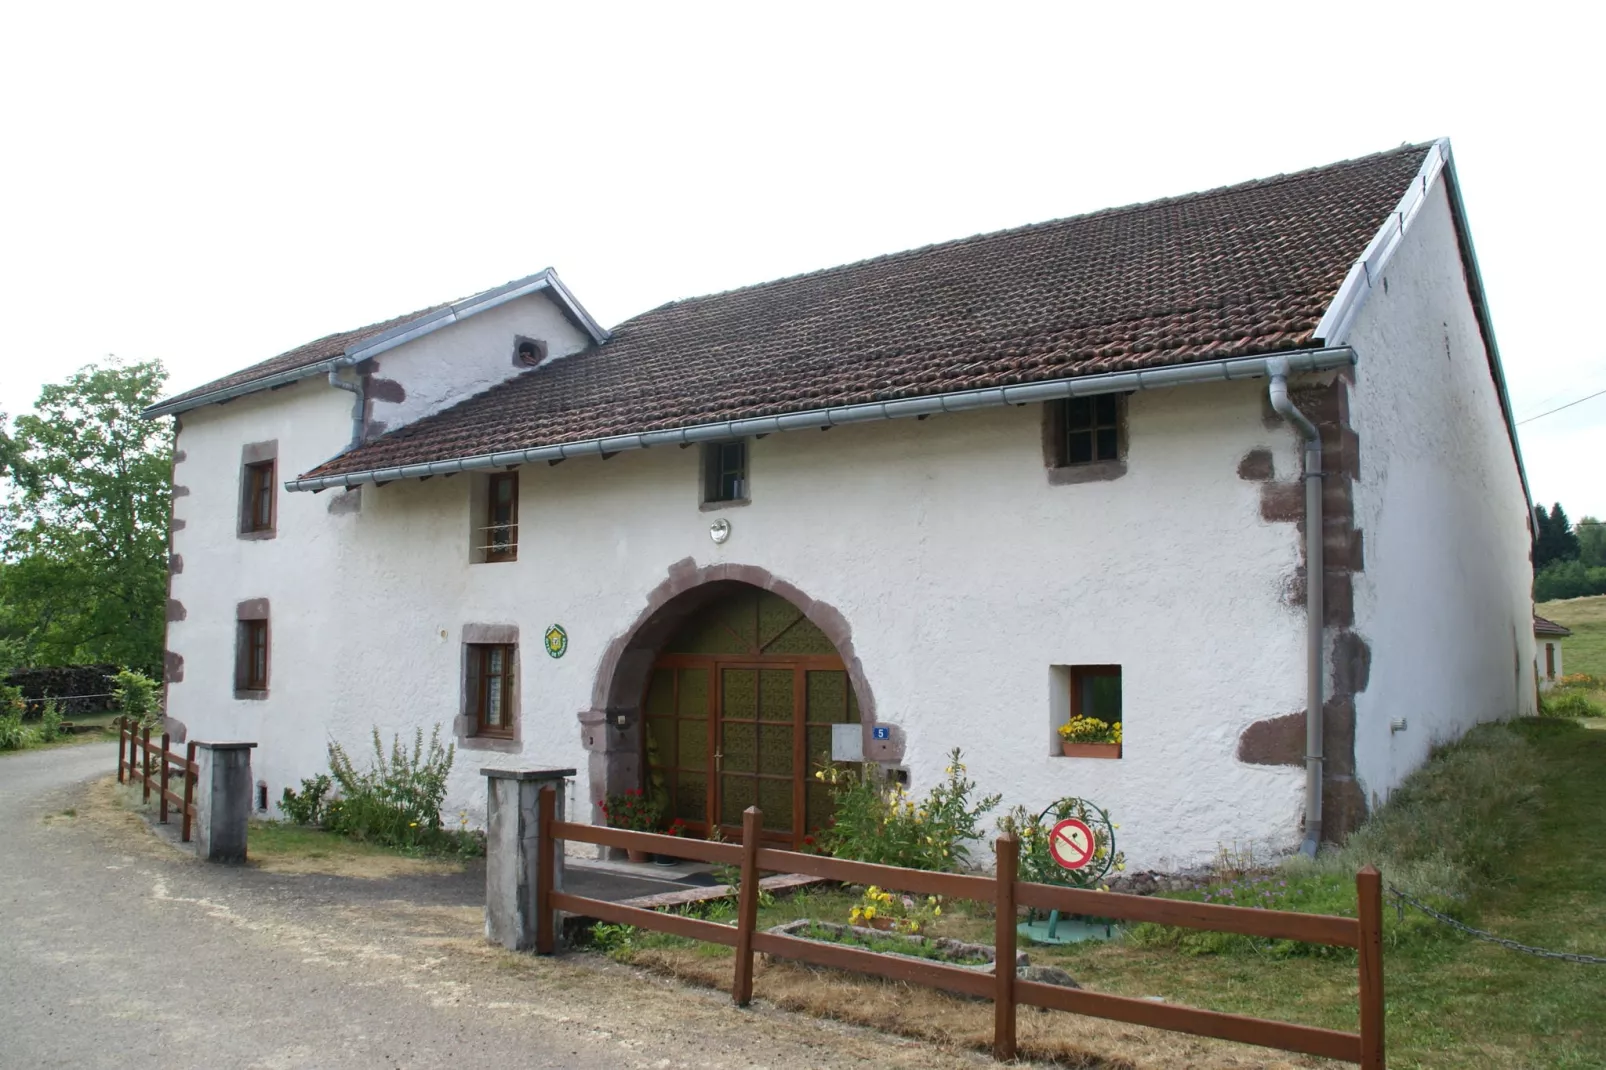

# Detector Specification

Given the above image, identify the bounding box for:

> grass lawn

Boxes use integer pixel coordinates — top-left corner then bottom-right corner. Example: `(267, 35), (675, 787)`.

(599, 718), (1606, 1069)
(1538, 593), (1606, 678)
(1, 709), (123, 753)
(247, 820), (470, 878)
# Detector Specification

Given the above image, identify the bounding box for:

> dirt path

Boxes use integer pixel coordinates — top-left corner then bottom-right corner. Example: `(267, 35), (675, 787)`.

(0, 745), (998, 1069)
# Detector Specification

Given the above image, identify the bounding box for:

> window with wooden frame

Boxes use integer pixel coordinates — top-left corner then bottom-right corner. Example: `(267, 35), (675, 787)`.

(483, 472), (518, 561)
(1545, 643), (1556, 679)
(1045, 395), (1127, 482)
(1071, 665), (1122, 726)
(237, 619), (269, 693)
(242, 460), (276, 534)
(466, 643), (516, 737)
(702, 439), (748, 504)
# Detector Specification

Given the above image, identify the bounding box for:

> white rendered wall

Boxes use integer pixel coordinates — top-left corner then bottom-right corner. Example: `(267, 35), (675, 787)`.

(1345, 181), (1536, 804)
(169, 365), (1321, 871)
(362, 292), (592, 435)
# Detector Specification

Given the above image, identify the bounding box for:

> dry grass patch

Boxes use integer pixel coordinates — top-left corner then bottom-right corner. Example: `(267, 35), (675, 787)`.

(627, 944), (1342, 1070)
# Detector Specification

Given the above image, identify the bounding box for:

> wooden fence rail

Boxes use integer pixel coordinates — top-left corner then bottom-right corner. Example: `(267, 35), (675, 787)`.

(535, 787), (1385, 1068)
(116, 717), (198, 843)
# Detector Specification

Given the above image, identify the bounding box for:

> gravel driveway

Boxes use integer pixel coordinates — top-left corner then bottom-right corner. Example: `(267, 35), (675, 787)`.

(0, 745), (990, 1070)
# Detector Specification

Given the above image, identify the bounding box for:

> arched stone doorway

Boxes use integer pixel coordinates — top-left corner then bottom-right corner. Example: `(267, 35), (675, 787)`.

(581, 560), (898, 849)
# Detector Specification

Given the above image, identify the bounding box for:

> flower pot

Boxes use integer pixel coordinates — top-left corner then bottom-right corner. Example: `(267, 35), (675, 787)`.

(1061, 741), (1121, 759)
(626, 848), (651, 863)
(652, 853), (680, 866)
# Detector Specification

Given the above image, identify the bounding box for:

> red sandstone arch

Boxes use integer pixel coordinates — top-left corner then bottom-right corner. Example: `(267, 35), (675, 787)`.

(577, 558), (896, 825)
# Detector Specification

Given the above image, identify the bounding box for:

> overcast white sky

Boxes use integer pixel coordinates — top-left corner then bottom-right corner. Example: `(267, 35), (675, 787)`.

(2, 2), (1601, 516)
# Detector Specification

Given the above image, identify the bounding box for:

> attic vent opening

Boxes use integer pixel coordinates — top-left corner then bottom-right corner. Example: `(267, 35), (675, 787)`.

(514, 338), (546, 367)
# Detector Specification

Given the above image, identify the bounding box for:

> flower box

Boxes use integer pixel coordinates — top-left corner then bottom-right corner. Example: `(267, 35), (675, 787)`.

(1061, 742), (1121, 759)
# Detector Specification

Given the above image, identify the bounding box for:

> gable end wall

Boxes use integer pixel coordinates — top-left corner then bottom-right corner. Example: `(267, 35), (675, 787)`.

(1345, 180), (1535, 804)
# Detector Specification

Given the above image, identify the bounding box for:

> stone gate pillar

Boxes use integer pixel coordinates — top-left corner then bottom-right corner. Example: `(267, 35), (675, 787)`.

(483, 766), (574, 951)
(193, 741), (257, 863)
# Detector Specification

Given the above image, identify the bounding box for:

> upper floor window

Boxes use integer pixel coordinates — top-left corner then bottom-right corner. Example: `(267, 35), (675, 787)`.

(702, 440), (748, 505)
(240, 458), (277, 537)
(1045, 395), (1127, 484)
(484, 472), (518, 562)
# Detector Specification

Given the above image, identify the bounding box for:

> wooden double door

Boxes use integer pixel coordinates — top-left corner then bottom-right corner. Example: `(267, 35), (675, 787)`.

(641, 590), (861, 848)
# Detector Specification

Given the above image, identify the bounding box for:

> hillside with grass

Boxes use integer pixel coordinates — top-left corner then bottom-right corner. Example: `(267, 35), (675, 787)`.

(1538, 593), (1606, 677)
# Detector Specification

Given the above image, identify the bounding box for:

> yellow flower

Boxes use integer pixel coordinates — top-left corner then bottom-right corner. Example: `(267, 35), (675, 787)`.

(863, 906), (877, 920)
(409, 821), (418, 828)
(933, 906), (942, 916)
(815, 770), (825, 780)
(1115, 862), (1125, 871)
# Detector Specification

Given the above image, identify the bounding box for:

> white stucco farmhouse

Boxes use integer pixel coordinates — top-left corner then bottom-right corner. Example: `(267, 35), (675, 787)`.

(147, 139), (1534, 870)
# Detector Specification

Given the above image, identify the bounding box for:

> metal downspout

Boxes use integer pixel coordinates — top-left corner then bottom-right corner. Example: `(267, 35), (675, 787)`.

(1266, 357), (1325, 857)
(327, 369), (364, 451)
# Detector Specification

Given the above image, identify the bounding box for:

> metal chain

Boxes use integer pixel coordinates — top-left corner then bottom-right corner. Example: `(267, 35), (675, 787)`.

(1387, 884), (1606, 964)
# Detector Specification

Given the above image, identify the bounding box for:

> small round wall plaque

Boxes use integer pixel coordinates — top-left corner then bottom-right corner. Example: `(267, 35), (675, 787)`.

(710, 518), (732, 544)
(544, 624), (568, 658)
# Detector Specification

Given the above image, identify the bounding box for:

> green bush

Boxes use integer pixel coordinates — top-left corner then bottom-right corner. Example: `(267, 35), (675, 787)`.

(1540, 688), (1606, 719)
(37, 697), (62, 743)
(111, 668), (161, 729)
(325, 726), (456, 849)
(816, 748), (1000, 871)
(0, 702), (28, 750)
(1534, 559), (1606, 601)
(280, 774), (333, 825)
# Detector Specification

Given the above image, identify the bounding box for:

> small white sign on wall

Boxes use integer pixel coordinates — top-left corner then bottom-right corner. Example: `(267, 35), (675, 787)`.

(830, 724), (864, 762)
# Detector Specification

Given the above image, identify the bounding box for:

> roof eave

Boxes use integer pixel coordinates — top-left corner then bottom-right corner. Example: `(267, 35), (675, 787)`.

(284, 345), (1357, 493)
(140, 268), (611, 421)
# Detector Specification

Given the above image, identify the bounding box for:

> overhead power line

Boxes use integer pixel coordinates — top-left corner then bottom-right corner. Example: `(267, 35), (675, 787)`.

(1517, 387), (1606, 426)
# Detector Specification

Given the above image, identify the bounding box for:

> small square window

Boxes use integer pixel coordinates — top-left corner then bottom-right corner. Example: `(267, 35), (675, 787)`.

(1065, 395), (1121, 465)
(483, 472), (518, 562)
(466, 643), (516, 738)
(1051, 664), (1121, 757)
(1072, 665), (1122, 725)
(702, 440), (748, 504)
(241, 460), (276, 534)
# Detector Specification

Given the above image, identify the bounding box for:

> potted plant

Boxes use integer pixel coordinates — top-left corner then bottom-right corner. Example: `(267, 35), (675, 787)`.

(599, 789), (663, 862)
(654, 817), (689, 865)
(1058, 715), (1122, 758)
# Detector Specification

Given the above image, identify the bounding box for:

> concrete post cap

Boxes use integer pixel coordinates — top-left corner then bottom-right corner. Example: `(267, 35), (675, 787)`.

(481, 767), (576, 781)
(193, 741), (259, 750)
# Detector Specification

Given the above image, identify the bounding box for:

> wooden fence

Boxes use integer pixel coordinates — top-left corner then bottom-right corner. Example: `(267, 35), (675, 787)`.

(535, 787), (1385, 1068)
(117, 718), (198, 843)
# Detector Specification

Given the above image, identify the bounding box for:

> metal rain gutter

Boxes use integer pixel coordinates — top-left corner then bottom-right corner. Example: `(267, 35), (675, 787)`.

(285, 346), (1357, 493)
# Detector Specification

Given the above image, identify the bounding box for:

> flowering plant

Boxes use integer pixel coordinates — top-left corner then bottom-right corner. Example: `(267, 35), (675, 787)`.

(664, 817), (689, 837)
(848, 885), (940, 934)
(599, 788), (662, 832)
(1058, 715), (1122, 744)
(815, 748), (1000, 872)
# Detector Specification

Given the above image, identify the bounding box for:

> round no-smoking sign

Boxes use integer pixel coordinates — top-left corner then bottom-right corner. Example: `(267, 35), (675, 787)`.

(1048, 818), (1096, 870)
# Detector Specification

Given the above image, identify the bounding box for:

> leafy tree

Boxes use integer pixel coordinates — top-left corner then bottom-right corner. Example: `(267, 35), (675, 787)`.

(1534, 559), (1606, 602)
(1579, 516), (1606, 569)
(0, 359), (171, 672)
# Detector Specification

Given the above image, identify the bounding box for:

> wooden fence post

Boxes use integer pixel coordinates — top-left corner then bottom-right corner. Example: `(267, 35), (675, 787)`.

(994, 833), (1019, 1061)
(159, 733), (171, 824)
(116, 718), (126, 783)
(141, 726), (152, 802)
(182, 742), (197, 843)
(1357, 866), (1385, 1069)
(536, 785), (556, 955)
(732, 806), (763, 1007)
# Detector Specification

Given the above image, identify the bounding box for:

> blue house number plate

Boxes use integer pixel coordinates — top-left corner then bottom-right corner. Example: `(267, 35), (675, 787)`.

(872, 726), (891, 740)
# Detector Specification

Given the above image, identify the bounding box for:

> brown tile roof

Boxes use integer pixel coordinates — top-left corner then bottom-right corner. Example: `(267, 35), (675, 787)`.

(157, 302), (457, 410)
(302, 143), (1432, 481)
(1534, 614), (1573, 637)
